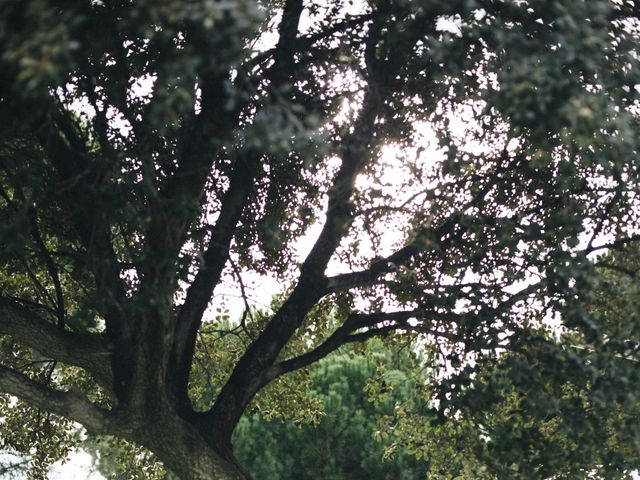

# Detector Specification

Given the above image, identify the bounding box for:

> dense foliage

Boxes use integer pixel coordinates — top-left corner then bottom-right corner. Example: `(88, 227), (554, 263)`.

(387, 245), (640, 480)
(1, 0), (640, 478)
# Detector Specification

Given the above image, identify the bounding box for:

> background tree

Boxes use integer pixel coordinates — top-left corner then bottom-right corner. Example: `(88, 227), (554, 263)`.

(233, 340), (429, 479)
(1, 0), (640, 479)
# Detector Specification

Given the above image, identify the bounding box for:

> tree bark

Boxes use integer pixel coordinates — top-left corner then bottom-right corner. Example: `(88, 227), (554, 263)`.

(118, 412), (251, 480)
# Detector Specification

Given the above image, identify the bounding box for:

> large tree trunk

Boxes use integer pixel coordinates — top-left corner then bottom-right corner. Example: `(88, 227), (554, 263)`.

(160, 449), (249, 480)
(154, 441), (249, 480)
(115, 409), (251, 480)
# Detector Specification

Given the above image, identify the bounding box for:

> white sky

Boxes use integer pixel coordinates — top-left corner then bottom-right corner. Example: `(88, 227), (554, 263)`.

(49, 450), (103, 480)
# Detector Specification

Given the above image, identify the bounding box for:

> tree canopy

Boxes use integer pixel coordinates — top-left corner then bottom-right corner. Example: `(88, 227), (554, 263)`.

(1, 0), (640, 479)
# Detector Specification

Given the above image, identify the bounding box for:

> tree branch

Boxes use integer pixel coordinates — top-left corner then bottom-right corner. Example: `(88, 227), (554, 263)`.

(204, 0), (449, 436)
(584, 234), (640, 255)
(26, 205), (66, 327)
(264, 277), (546, 385)
(241, 14), (372, 75)
(138, 74), (232, 289)
(0, 365), (110, 434)
(207, 6), (401, 433)
(207, 85), (382, 438)
(39, 105), (127, 333)
(265, 309), (456, 380)
(167, 0), (308, 421)
(0, 297), (114, 396)
(326, 150), (526, 294)
(325, 216), (459, 293)
(167, 150), (260, 415)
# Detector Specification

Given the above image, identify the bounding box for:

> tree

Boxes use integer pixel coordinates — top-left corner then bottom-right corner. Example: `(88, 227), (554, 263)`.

(86, 339), (429, 479)
(1, 0), (640, 478)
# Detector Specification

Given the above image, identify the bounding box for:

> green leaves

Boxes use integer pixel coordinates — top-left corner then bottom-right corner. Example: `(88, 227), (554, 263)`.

(233, 340), (429, 480)
(406, 245), (640, 479)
